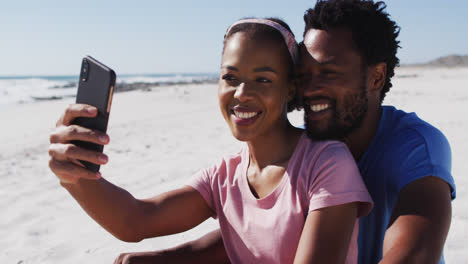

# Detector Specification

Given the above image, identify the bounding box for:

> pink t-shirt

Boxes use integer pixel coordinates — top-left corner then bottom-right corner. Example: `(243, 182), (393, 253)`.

(188, 134), (373, 264)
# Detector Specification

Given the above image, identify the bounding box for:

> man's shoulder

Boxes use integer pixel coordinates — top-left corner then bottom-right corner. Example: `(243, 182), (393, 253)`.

(381, 106), (449, 149)
(377, 106), (454, 197)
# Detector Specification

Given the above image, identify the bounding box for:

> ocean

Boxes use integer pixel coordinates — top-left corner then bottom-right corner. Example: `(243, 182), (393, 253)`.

(0, 73), (219, 106)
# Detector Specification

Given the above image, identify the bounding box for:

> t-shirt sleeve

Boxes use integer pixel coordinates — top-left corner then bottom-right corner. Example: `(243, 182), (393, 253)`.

(391, 126), (456, 199)
(307, 142), (373, 217)
(186, 165), (218, 218)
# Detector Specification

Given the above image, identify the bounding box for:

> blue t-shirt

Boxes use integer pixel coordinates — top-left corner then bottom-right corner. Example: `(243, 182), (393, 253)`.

(357, 106), (456, 264)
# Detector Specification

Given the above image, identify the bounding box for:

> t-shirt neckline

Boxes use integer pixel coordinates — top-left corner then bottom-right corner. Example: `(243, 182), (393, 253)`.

(240, 133), (306, 206)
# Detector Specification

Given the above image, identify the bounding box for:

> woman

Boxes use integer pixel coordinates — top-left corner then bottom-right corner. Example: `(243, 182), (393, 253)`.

(49, 18), (372, 263)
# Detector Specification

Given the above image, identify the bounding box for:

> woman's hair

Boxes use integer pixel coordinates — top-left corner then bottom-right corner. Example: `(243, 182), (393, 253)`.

(223, 18), (300, 112)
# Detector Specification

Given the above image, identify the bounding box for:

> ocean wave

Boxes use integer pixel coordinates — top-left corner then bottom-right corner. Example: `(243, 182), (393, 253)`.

(0, 73), (218, 106)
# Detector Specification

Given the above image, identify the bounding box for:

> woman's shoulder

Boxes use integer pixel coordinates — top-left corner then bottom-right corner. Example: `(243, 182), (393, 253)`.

(201, 145), (247, 176)
(299, 136), (350, 158)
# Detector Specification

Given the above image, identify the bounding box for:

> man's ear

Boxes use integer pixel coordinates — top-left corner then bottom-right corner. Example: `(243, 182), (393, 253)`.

(368, 62), (387, 94)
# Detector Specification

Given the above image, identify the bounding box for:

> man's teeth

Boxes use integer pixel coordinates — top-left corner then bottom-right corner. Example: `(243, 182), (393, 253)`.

(234, 111), (258, 119)
(310, 104), (330, 112)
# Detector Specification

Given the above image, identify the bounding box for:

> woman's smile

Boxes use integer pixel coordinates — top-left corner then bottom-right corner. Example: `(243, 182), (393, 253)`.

(231, 106), (262, 126)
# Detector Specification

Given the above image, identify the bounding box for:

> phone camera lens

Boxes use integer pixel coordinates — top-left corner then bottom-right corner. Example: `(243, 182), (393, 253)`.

(81, 58), (89, 82)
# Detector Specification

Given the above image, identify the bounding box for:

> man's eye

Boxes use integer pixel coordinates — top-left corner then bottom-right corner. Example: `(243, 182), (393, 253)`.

(256, 77), (272, 83)
(222, 74), (237, 81)
(322, 71), (337, 78)
(297, 74), (312, 82)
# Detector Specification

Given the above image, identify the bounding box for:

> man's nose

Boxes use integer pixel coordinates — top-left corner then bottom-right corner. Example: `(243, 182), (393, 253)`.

(300, 76), (321, 96)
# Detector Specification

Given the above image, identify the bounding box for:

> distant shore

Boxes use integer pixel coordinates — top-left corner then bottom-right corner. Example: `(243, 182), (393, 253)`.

(401, 54), (468, 68)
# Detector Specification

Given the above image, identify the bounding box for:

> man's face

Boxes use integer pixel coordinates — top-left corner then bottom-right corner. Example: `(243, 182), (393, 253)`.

(297, 28), (369, 140)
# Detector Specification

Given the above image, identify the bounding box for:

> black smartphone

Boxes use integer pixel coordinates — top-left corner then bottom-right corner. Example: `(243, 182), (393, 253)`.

(71, 56), (116, 172)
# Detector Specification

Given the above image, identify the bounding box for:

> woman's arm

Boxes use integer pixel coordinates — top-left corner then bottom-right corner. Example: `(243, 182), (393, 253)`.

(63, 180), (213, 242)
(294, 202), (358, 264)
(49, 104), (213, 242)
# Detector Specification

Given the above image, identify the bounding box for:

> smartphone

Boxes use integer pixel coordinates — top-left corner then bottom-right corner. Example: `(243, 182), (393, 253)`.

(71, 56), (116, 172)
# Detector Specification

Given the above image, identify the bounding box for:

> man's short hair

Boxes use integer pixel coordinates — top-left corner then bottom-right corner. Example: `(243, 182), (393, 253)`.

(304, 0), (400, 103)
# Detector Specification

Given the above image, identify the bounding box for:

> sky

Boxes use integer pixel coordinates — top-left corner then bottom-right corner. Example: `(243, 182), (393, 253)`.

(1, 0), (467, 76)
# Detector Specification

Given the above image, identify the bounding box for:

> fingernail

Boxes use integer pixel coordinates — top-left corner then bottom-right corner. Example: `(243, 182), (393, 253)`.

(87, 108), (97, 114)
(98, 155), (108, 163)
(96, 172), (102, 178)
(99, 135), (109, 143)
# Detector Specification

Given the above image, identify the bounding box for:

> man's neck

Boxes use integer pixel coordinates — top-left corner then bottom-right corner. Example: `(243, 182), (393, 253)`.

(343, 105), (383, 161)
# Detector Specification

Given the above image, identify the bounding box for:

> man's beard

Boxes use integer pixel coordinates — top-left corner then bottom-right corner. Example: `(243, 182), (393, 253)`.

(304, 83), (368, 141)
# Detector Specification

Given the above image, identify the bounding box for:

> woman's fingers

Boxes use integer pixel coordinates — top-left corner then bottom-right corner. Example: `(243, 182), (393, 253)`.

(49, 104), (110, 184)
(49, 143), (108, 165)
(57, 104), (98, 127)
(50, 125), (109, 145)
(48, 158), (101, 184)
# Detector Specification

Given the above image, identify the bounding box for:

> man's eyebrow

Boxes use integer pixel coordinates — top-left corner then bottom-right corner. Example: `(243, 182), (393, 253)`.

(253, 66), (277, 73)
(221, 66), (277, 73)
(318, 59), (339, 66)
(221, 65), (239, 71)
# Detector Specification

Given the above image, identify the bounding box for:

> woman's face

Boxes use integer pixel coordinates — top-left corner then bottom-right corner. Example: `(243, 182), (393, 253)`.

(219, 32), (294, 142)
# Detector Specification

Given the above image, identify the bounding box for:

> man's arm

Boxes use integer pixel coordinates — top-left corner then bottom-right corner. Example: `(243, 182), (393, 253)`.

(380, 176), (452, 264)
(114, 229), (230, 264)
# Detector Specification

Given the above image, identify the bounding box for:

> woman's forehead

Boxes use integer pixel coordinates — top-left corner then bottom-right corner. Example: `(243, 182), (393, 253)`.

(223, 33), (290, 66)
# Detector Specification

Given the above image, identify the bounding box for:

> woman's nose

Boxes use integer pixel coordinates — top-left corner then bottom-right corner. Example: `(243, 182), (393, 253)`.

(234, 81), (254, 102)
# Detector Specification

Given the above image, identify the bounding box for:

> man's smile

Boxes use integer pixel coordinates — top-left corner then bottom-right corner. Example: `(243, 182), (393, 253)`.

(310, 103), (330, 113)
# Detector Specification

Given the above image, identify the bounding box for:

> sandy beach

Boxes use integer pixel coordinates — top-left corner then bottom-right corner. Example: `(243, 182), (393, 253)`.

(1, 66), (467, 263)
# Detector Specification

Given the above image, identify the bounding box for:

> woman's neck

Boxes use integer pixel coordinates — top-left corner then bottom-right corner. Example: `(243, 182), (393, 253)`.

(247, 121), (302, 170)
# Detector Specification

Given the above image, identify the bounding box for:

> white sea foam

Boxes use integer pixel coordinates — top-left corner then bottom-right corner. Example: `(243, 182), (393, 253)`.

(0, 77), (76, 106)
(119, 74), (215, 84)
(0, 74), (217, 106)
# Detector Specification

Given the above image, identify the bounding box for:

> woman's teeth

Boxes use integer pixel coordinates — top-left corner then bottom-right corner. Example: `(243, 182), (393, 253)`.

(310, 104), (330, 112)
(234, 111), (258, 119)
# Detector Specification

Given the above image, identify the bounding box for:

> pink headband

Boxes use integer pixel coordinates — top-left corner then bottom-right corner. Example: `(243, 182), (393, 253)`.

(226, 18), (298, 64)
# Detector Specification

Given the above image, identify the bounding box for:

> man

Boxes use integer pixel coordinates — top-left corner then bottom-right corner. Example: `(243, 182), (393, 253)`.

(298, 1), (455, 263)
(115, 0), (455, 263)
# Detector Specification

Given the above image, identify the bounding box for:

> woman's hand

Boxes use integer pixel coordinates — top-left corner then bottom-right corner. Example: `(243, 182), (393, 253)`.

(48, 104), (110, 184)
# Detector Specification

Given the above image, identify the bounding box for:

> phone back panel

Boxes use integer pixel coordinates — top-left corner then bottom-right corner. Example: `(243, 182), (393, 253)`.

(72, 56), (116, 172)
